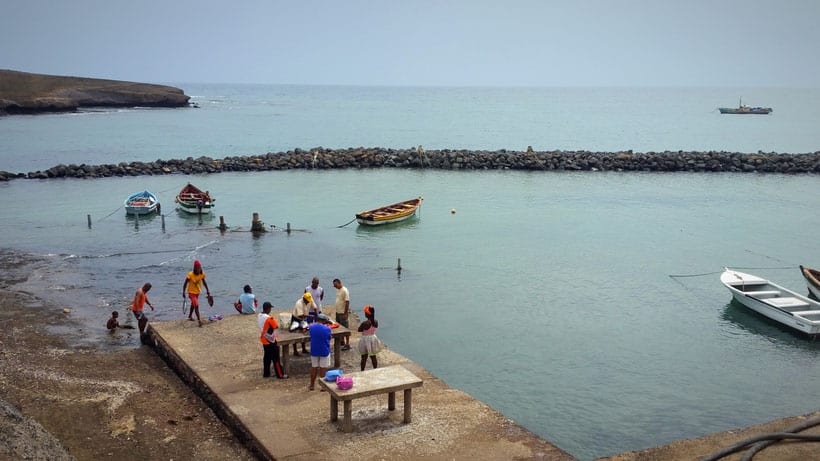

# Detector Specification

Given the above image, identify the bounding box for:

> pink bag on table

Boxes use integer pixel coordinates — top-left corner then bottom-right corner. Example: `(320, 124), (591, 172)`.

(336, 376), (353, 390)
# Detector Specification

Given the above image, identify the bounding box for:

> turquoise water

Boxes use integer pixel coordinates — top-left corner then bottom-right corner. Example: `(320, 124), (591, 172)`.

(2, 85), (820, 460)
(2, 85), (820, 174)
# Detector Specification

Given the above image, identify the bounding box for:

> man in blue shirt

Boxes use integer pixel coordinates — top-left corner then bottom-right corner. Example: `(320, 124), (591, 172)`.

(308, 314), (333, 390)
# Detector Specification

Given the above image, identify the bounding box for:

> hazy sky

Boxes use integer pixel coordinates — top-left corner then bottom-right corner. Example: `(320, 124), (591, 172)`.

(3, 0), (819, 87)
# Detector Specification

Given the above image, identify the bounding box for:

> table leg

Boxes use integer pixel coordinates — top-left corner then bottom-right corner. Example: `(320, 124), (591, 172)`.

(333, 336), (341, 368)
(281, 344), (290, 376)
(330, 396), (338, 422)
(403, 389), (412, 423)
(342, 400), (353, 432)
(388, 391), (396, 411)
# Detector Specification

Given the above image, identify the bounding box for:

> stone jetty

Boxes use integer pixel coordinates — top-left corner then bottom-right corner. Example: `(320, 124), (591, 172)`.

(0, 69), (190, 115)
(2, 148), (820, 181)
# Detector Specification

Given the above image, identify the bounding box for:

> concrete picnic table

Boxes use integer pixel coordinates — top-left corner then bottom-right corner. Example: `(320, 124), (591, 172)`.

(318, 365), (423, 432)
(275, 325), (351, 375)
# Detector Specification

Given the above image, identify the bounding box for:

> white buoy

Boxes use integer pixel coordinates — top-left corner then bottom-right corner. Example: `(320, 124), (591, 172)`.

(450, 208), (456, 214)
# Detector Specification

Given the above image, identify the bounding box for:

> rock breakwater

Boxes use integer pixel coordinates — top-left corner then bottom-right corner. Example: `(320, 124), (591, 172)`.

(2, 148), (819, 181)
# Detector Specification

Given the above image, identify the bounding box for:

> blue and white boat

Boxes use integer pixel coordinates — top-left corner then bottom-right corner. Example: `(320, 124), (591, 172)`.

(124, 190), (160, 215)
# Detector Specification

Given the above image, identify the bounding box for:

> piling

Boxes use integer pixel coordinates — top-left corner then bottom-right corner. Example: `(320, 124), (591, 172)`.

(161, 214), (166, 232)
(219, 216), (227, 231)
(134, 214), (139, 229)
(286, 222), (291, 234)
(251, 212), (266, 233)
(397, 258), (402, 272)
(87, 214), (91, 229)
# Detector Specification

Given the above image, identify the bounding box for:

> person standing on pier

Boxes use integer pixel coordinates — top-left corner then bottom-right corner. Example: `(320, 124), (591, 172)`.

(259, 302), (286, 379)
(308, 313), (333, 390)
(332, 278), (351, 350)
(305, 277), (324, 313)
(130, 282), (154, 337)
(358, 305), (382, 371)
(182, 260), (210, 327)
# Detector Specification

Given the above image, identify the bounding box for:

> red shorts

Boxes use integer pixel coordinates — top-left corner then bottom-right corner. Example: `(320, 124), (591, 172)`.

(188, 293), (200, 308)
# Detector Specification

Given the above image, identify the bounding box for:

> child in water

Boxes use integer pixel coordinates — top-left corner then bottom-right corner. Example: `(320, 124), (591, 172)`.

(357, 305), (382, 371)
(106, 311), (134, 332)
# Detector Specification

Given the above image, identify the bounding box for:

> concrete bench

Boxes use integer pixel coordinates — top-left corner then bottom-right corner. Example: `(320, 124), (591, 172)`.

(317, 365), (423, 432)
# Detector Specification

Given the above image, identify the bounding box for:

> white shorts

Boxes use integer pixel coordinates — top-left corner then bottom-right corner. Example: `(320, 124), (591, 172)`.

(310, 355), (331, 368)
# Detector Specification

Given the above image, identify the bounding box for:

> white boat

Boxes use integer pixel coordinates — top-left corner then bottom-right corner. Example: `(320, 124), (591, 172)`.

(800, 265), (820, 300)
(720, 268), (820, 337)
(124, 190), (160, 215)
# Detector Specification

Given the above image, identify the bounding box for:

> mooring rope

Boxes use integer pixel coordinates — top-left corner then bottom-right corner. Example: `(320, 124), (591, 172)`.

(336, 217), (357, 228)
(669, 266), (798, 278)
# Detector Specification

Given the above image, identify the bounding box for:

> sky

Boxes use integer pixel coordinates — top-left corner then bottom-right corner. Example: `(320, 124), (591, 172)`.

(2, 0), (819, 87)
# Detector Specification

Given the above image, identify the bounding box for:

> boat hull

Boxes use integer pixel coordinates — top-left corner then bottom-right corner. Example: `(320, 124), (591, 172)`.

(721, 269), (820, 337)
(356, 211), (417, 226)
(176, 200), (214, 214)
(718, 107), (772, 114)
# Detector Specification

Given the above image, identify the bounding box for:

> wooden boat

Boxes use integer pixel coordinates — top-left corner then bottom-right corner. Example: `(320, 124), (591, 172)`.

(720, 268), (820, 337)
(124, 190), (160, 215)
(355, 197), (423, 226)
(800, 265), (820, 300)
(174, 183), (214, 214)
(718, 99), (772, 114)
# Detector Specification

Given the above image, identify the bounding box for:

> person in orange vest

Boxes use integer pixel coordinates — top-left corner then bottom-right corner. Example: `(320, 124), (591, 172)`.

(183, 260), (211, 327)
(259, 302), (286, 379)
(131, 282), (154, 337)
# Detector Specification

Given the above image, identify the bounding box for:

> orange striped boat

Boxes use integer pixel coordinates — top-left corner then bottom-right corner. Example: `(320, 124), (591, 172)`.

(355, 197), (423, 226)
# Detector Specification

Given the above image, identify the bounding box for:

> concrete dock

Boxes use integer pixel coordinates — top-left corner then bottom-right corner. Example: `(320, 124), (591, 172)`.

(145, 313), (574, 460)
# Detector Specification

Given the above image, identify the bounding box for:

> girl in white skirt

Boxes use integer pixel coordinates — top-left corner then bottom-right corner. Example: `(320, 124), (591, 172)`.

(357, 305), (382, 370)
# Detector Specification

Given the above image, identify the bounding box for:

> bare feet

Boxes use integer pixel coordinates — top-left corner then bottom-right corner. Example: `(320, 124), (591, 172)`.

(308, 385), (314, 391)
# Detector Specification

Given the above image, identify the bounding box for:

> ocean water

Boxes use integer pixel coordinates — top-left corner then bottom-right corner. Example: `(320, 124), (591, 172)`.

(1, 85), (820, 460)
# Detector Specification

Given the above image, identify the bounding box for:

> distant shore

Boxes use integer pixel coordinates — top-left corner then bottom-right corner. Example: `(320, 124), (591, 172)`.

(1, 147), (819, 180)
(0, 69), (190, 115)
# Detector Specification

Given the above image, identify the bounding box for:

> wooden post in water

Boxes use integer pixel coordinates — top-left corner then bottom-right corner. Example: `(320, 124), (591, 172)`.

(134, 213), (139, 229)
(219, 216), (227, 231)
(251, 212), (266, 233)
(286, 222), (291, 234)
(87, 214), (92, 229)
(397, 258), (402, 272)
(161, 214), (165, 232)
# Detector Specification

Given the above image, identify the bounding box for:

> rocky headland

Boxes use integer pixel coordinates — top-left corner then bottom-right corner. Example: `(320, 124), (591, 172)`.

(0, 69), (190, 115)
(1, 148), (819, 181)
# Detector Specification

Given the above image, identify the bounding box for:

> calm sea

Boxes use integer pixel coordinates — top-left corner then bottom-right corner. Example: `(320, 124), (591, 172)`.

(1, 85), (819, 460)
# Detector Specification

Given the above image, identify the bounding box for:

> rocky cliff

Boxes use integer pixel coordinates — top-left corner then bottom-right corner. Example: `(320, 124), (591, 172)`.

(0, 69), (190, 115)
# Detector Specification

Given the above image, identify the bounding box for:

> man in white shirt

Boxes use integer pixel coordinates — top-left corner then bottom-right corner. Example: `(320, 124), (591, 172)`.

(305, 277), (324, 313)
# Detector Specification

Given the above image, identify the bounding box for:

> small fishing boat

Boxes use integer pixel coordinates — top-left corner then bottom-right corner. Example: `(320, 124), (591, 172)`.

(718, 99), (772, 114)
(175, 183), (215, 214)
(720, 268), (820, 337)
(124, 190), (160, 215)
(800, 265), (820, 300)
(355, 197), (423, 226)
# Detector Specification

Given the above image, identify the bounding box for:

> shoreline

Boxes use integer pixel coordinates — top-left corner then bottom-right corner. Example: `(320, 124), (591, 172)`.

(2, 148), (819, 181)
(2, 254), (820, 459)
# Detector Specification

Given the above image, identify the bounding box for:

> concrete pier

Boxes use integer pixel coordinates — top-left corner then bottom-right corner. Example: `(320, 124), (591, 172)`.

(145, 313), (574, 460)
